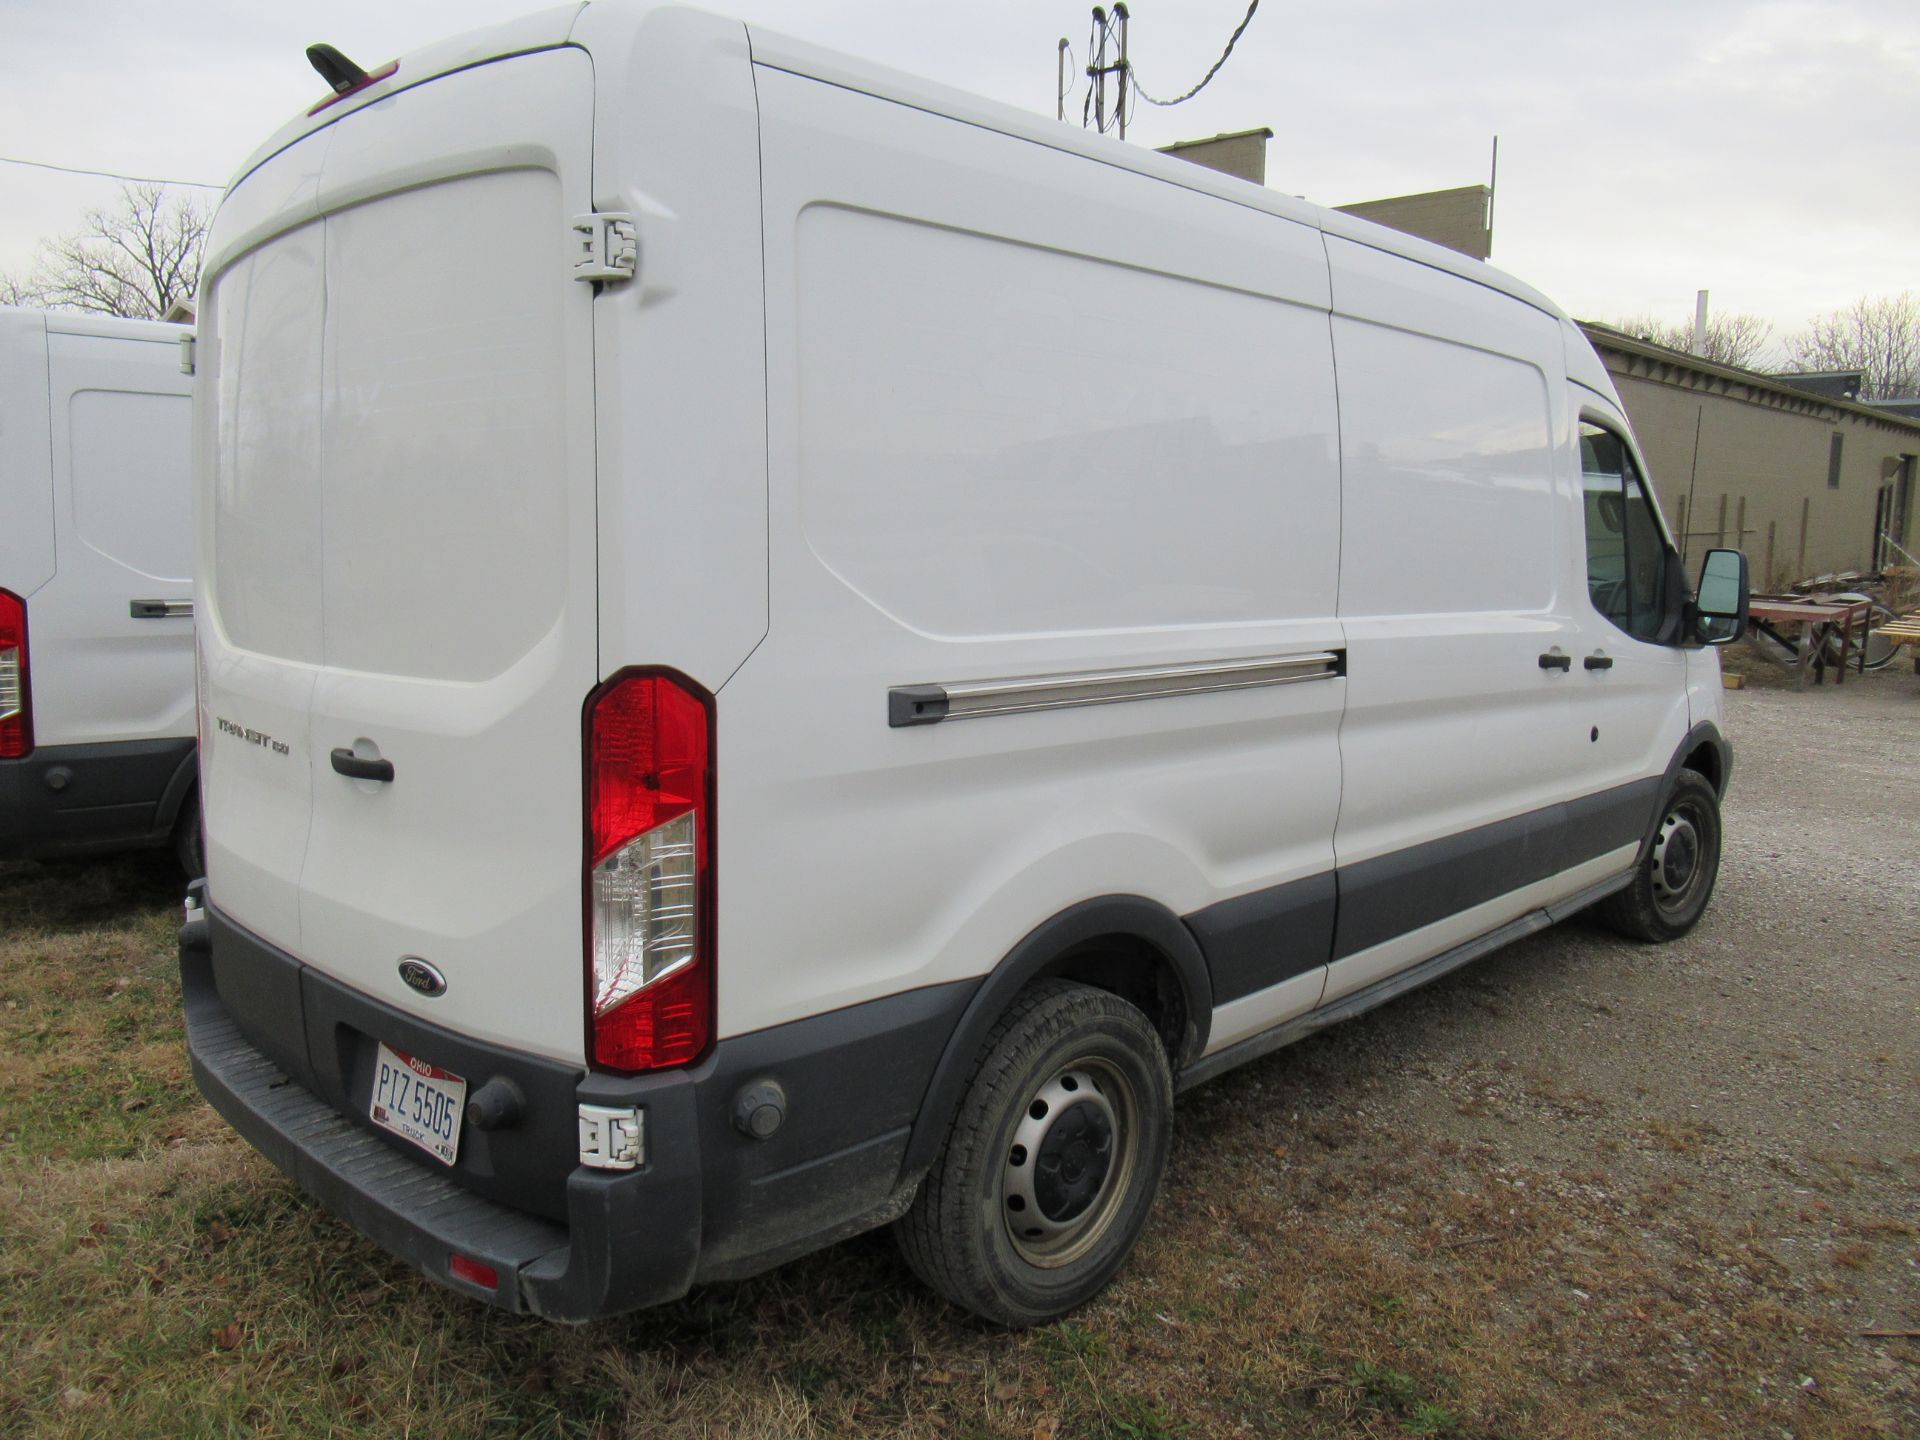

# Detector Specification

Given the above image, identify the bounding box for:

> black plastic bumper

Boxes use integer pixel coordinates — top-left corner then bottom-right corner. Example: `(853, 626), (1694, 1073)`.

(0, 737), (196, 861)
(181, 896), (974, 1320)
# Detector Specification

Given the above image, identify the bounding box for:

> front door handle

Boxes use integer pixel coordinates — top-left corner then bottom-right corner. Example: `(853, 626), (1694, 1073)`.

(330, 748), (394, 783)
(1538, 651), (1572, 672)
(1584, 652), (1614, 671)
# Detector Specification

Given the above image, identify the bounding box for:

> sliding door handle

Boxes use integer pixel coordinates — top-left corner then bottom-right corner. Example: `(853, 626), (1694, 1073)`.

(130, 598), (193, 619)
(1583, 652), (1614, 671)
(1537, 651), (1572, 672)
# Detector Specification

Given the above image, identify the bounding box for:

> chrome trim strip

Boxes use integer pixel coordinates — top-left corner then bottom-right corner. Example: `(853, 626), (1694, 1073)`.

(889, 650), (1343, 727)
(130, 598), (193, 619)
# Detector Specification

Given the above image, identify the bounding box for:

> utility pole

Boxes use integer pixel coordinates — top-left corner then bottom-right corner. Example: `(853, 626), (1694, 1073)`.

(1085, 6), (1131, 136)
(1057, 37), (1069, 121)
(1487, 136), (1498, 254)
(1692, 289), (1710, 355)
(1089, 7), (1107, 133)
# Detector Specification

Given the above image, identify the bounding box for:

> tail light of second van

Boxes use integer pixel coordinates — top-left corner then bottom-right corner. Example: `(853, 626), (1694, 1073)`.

(0, 589), (30, 759)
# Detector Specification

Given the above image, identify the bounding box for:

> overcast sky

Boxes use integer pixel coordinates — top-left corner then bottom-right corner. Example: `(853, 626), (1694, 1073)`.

(3, 0), (1915, 353)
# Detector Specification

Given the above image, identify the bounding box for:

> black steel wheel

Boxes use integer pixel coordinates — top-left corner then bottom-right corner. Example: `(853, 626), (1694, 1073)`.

(894, 979), (1172, 1327)
(1599, 769), (1722, 942)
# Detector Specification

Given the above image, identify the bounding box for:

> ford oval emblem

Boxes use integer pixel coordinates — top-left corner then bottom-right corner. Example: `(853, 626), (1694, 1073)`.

(397, 958), (447, 998)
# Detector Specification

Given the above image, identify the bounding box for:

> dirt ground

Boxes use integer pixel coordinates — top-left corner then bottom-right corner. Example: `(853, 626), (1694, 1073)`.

(2, 662), (1916, 1438)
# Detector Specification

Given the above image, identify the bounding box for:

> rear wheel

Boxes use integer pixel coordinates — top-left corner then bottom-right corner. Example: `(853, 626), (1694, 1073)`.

(172, 789), (205, 879)
(894, 979), (1172, 1327)
(1598, 770), (1722, 942)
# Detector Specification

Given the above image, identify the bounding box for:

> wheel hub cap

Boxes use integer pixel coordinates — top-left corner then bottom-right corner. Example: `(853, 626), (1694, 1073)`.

(1033, 1099), (1114, 1222)
(1651, 810), (1700, 906)
(1001, 1062), (1135, 1267)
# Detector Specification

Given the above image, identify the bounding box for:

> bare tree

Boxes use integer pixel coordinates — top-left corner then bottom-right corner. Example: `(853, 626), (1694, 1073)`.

(0, 272), (42, 308)
(1783, 292), (1920, 400)
(0, 184), (209, 320)
(1607, 311), (1774, 369)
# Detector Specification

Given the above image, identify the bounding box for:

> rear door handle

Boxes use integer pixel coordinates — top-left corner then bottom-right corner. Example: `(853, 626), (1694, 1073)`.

(1538, 651), (1572, 671)
(1583, 652), (1614, 671)
(330, 748), (394, 783)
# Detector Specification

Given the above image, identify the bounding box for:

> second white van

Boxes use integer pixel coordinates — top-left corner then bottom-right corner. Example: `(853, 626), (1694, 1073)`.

(183, 1), (1750, 1327)
(0, 307), (197, 871)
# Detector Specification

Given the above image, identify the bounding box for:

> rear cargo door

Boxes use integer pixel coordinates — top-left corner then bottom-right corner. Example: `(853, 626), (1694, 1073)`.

(294, 49), (600, 1062)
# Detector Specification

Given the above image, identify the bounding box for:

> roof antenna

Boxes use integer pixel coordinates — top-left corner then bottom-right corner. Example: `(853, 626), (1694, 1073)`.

(306, 43), (369, 95)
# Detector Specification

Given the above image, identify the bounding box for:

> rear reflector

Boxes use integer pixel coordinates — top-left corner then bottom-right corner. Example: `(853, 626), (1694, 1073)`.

(585, 670), (713, 1073)
(0, 588), (30, 760)
(447, 1253), (498, 1291)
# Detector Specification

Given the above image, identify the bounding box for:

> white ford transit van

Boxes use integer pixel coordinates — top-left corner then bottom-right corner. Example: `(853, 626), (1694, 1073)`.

(182, 2), (1750, 1327)
(0, 307), (199, 870)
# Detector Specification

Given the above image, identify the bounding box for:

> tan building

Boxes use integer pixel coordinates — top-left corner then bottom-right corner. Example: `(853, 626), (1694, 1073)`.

(1582, 324), (1920, 586)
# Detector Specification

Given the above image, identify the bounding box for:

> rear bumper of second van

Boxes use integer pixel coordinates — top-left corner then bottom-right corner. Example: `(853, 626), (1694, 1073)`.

(0, 737), (196, 861)
(181, 897), (974, 1321)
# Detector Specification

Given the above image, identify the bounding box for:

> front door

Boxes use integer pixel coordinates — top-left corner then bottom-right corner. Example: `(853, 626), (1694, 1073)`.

(1559, 410), (1690, 865)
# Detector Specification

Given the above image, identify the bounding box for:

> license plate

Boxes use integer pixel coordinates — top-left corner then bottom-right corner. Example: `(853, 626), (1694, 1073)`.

(369, 1042), (466, 1166)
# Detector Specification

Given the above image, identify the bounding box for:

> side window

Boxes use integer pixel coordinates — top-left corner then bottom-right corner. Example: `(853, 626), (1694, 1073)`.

(1579, 422), (1668, 643)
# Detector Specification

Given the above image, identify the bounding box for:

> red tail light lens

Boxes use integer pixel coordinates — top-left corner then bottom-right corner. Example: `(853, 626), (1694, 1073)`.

(0, 588), (30, 760)
(585, 670), (713, 1073)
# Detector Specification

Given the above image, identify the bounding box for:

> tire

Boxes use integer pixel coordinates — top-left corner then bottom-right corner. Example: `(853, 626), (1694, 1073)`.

(894, 979), (1173, 1328)
(1598, 770), (1722, 942)
(172, 789), (205, 879)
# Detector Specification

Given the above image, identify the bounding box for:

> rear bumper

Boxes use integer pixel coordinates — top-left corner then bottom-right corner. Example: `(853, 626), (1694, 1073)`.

(0, 737), (196, 861)
(182, 896), (973, 1320)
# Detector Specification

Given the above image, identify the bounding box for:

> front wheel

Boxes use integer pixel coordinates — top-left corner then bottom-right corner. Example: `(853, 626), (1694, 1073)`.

(894, 980), (1173, 1327)
(1598, 770), (1722, 942)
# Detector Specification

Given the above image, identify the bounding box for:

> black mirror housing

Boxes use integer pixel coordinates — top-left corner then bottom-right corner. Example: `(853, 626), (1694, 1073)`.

(1694, 548), (1749, 644)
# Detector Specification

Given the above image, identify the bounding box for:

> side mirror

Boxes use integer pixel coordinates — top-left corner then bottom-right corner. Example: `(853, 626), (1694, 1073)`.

(1694, 547), (1749, 644)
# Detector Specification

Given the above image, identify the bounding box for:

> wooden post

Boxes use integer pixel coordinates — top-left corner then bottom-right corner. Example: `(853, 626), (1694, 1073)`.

(1716, 493), (1728, 548)
(1765, 520), (1777, 590)
(1797, 498), (1810, 578)
(1735, 496), (1747, 548)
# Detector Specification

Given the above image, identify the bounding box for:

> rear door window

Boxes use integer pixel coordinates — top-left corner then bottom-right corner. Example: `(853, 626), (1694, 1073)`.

(1580, 422), (1667, 642)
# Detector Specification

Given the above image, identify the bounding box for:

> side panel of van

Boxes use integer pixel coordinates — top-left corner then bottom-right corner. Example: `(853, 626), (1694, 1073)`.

(734, 61), (1347, 1043)
(1324, 237), (1605, 1001)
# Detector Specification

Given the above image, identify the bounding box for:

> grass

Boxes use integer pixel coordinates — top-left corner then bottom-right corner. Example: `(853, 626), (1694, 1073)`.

(1, 854), (1914, 1438)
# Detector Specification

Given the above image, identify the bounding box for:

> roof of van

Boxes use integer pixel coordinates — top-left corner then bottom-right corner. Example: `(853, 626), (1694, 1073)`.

(227, 1), (1567, 326)
(0, 305), (187, 341)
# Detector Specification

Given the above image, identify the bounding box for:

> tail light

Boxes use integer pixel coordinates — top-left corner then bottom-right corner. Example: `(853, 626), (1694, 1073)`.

(585, 670), (713, 1073)
(0, 589), (29, 760)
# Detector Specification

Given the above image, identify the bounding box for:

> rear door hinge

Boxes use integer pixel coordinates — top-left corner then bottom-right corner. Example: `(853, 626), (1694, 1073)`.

(570, 212), (637, 285)
(179, 333), (196, 375)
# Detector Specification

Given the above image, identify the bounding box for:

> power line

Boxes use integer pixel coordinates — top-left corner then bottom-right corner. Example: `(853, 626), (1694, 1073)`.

(1129, 0), (1260, 108)
(0, 154), (222, 190)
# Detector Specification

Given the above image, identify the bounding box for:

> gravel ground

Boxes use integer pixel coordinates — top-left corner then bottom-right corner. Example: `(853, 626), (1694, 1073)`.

(1193, 660), (1920, 1424)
